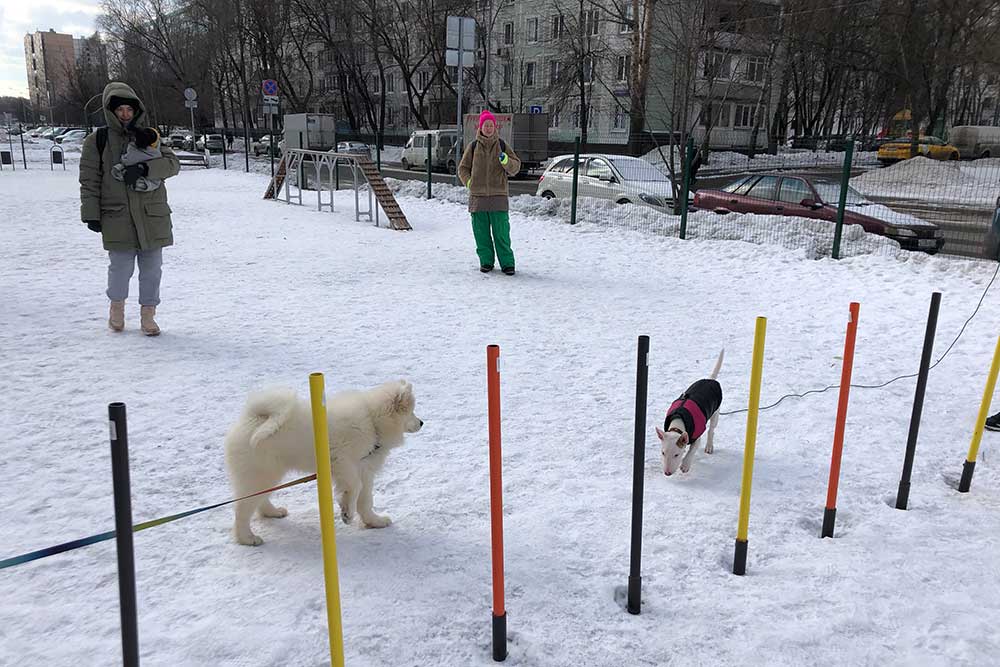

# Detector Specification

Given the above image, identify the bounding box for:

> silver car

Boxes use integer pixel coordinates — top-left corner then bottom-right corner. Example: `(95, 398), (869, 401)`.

(336, 141), (371, 157)
(535, 153), (691, 211)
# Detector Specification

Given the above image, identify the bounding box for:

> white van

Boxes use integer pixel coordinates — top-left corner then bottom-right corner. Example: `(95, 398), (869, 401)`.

(400, 129), (459, 173)
(948, 125), (1000, 159)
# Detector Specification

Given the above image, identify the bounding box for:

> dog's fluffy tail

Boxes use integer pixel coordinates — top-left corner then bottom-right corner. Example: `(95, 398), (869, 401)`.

(244, 388), (299, 449)
(709, 348), (725, 380)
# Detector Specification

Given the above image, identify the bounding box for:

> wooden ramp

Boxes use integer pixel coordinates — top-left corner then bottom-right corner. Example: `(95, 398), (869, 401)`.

(354, 156), (411, 231)
(263, 156), (288, 200)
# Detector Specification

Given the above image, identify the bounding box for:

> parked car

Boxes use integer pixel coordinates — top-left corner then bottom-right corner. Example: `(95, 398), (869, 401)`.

(986, 195), (1000, 260)
(29, 126), (51, 138)
(401, 129), (458, 172)
(167, 133), (188, 149)
(536, 153), (692, 211)
(197, 134), (225, 152)
(56, 129), (88, 145)
(693, 173), (945, 253)
(948, 125), (1000, 160)
(42, 127), (69, 140)
(858, 135), (897, 153)
(877, 136), (960, 164)
(335, 141), (371, 157)
(252, 135), (281, 157)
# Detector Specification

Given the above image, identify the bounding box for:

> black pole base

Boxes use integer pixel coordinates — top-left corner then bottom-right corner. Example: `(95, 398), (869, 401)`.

(492, 612), (507, 662)
(821, 507), (837, 538)
(958, 460), (976, 493)
(895, 480), (910, 510)
(733, 539), (748, 576)
(626, 575), (641, 615)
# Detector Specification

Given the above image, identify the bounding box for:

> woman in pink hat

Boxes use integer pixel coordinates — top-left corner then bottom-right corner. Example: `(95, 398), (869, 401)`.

(457, 110), (522, 274)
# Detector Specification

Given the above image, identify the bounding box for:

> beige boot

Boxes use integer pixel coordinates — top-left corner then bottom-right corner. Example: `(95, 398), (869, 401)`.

(109, 301), (125, 332)
(140, 305), (161, 336)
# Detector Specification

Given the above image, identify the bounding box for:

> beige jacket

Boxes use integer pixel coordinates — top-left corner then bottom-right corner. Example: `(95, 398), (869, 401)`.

(457, 131), (521, 212)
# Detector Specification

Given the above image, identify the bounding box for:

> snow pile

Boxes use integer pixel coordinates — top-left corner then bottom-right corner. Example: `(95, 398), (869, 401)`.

(642, 147), (879, 174)
(388, 178), (902, 260)
(852, 156), (999, 207)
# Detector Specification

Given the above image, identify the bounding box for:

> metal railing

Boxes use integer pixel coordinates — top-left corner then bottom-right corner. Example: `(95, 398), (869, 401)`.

(281, 149), (379, 226)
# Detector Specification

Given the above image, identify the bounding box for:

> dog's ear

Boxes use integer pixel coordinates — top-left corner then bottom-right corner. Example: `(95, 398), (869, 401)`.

(678, 433), (689, 447)
(392, 381), (414, 412)
(655, 426), (666, 440)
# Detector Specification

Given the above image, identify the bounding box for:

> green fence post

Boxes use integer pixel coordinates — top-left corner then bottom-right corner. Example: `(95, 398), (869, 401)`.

(570, 136), (581, 225)
(427, 141), (432, 200)
(680, 137), (694, 240)
(832, 140), (855, 260)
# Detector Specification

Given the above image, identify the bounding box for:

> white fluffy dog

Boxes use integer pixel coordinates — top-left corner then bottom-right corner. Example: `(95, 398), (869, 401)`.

(224, 380), (423, 546)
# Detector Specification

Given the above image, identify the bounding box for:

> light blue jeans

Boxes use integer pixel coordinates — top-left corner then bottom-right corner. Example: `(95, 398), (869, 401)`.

(106, 248), (162, 306)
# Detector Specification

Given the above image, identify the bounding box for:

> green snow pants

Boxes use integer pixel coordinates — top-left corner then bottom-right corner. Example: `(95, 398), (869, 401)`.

(471, 210), (514, 269)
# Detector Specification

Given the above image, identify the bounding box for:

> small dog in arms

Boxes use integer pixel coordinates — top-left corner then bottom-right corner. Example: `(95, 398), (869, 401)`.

(656, 350), (724, 476)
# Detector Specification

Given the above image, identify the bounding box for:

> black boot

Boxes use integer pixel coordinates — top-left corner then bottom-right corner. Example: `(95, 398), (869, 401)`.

(502, 266), (515, 275)
(480, 264), (494, 273)
(986, 412), (1000, 432)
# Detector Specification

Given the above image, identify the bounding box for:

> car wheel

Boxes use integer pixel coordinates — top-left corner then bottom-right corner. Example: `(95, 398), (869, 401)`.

(541, 191), (556, 199)
(950, 152), (959, 160)
(448, 161), (457, 175)
(981, 151), (991, 159)
(616, 198), (631, 205)
(713, 208), (731, 215)
(400, 158), (409, 170)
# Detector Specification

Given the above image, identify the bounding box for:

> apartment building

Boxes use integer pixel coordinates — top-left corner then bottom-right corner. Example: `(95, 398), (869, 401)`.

(24, 30), (76, 124)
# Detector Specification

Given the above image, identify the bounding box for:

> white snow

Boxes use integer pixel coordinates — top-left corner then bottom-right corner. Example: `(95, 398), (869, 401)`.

(852, 156), (1000, 208)
(643, 147), (880, 173)
(2, 166), (1000, 667)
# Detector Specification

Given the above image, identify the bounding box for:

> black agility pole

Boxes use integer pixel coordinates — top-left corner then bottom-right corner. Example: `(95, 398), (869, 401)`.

(896, 291), (941, 510)
(627, 335), (650, 615)
(109, 402), (140, 666)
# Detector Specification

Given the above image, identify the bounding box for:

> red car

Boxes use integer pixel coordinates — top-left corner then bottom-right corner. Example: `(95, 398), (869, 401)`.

(694, 173), (945, 253)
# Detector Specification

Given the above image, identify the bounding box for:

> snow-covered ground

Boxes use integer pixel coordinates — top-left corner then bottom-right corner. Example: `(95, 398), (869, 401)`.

(643, 146), (880, 174)
(2, 166), (1000, 667)
(853, 156), (1000, 208)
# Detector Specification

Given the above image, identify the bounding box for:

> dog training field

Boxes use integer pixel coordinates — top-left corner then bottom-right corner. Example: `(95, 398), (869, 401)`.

(2, 166), (999, 666)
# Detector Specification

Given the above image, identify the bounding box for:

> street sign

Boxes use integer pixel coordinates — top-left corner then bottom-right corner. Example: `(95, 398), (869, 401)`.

(184, 100), (199, 109)
(530, 105), (543, 114)
(446, 16), (475, 50)
(263, 103), (279, 115)
(184, 87), (197, 101)
(262, 94), (280, 104)
(262, 79), (279, 97)
(445, 50), (476, 67)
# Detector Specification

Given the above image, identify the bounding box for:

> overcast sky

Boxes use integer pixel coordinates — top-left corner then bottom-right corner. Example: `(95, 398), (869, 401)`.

(1, 0), (103, 98)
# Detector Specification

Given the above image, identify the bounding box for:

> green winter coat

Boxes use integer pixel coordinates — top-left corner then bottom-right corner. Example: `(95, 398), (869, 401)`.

(79, 82), (181, 251)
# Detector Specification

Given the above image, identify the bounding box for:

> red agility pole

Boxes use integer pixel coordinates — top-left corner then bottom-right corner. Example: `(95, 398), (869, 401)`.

(822, 302), (860, 538)
(487, 344), (507, 662)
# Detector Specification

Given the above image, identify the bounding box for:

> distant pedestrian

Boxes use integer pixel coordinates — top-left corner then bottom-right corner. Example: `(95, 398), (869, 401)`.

(457, 110), (522, 275)
(79, 82), (180, 335)
(227, 134), (234, 149)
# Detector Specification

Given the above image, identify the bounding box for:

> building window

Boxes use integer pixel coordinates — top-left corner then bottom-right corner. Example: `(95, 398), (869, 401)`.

(620, 4), (635, 33)
(527, 17), (539, 43)
(744, 56), (767, 83)
(449, 65), (459, 84)
(550, 105), (561, 128)
(387, 106), (395, 126)
(386, 72), (395, 92)
(419, 70), (430, 90)
(503, 22), (514, 45)
(703, 52), (731, 79)
(550, 61), (562, 86)
(585, 10), (600, 35)
(551, 15), (566, 39)
(613, 107), (626, 130)
(617, 54), (631, 82)
(699, 103), (731, 127)
(503, 64), (513, 89)
(401, 106), (410, 127)
(573, 104), (580, 127)
(583, 58), (596, 83)
(372, 75), (381, 93)
(734, 103), (756, 128)
(525, 62), (536, 87)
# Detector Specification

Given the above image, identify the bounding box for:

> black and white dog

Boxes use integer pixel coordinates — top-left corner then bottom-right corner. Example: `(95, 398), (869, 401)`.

(656, 350), (724, 476)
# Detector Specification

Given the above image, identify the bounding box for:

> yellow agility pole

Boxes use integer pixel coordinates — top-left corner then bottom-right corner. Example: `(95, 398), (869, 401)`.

(958, 335), (1000, 493)
(309, 373), (346, 667)
(734, 317), (767, 575)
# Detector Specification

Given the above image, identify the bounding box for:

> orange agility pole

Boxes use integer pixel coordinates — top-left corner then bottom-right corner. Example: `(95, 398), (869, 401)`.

(822, 302), (860, 538)
(487, 344), (507, 662)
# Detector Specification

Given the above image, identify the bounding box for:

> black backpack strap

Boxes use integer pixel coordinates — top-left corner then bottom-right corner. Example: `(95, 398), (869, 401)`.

(96, 127), (108, 173)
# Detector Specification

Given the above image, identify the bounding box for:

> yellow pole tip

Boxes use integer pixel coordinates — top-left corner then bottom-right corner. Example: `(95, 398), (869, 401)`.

(310, 372), (324, 379)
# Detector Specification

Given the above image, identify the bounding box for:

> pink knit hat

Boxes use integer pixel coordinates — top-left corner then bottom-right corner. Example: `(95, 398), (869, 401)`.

(478, 109), (497, 130)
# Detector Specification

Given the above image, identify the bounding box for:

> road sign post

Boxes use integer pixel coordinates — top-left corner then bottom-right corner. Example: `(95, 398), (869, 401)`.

(184, 88), (198, 152)
(447, 17), (475, 186)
